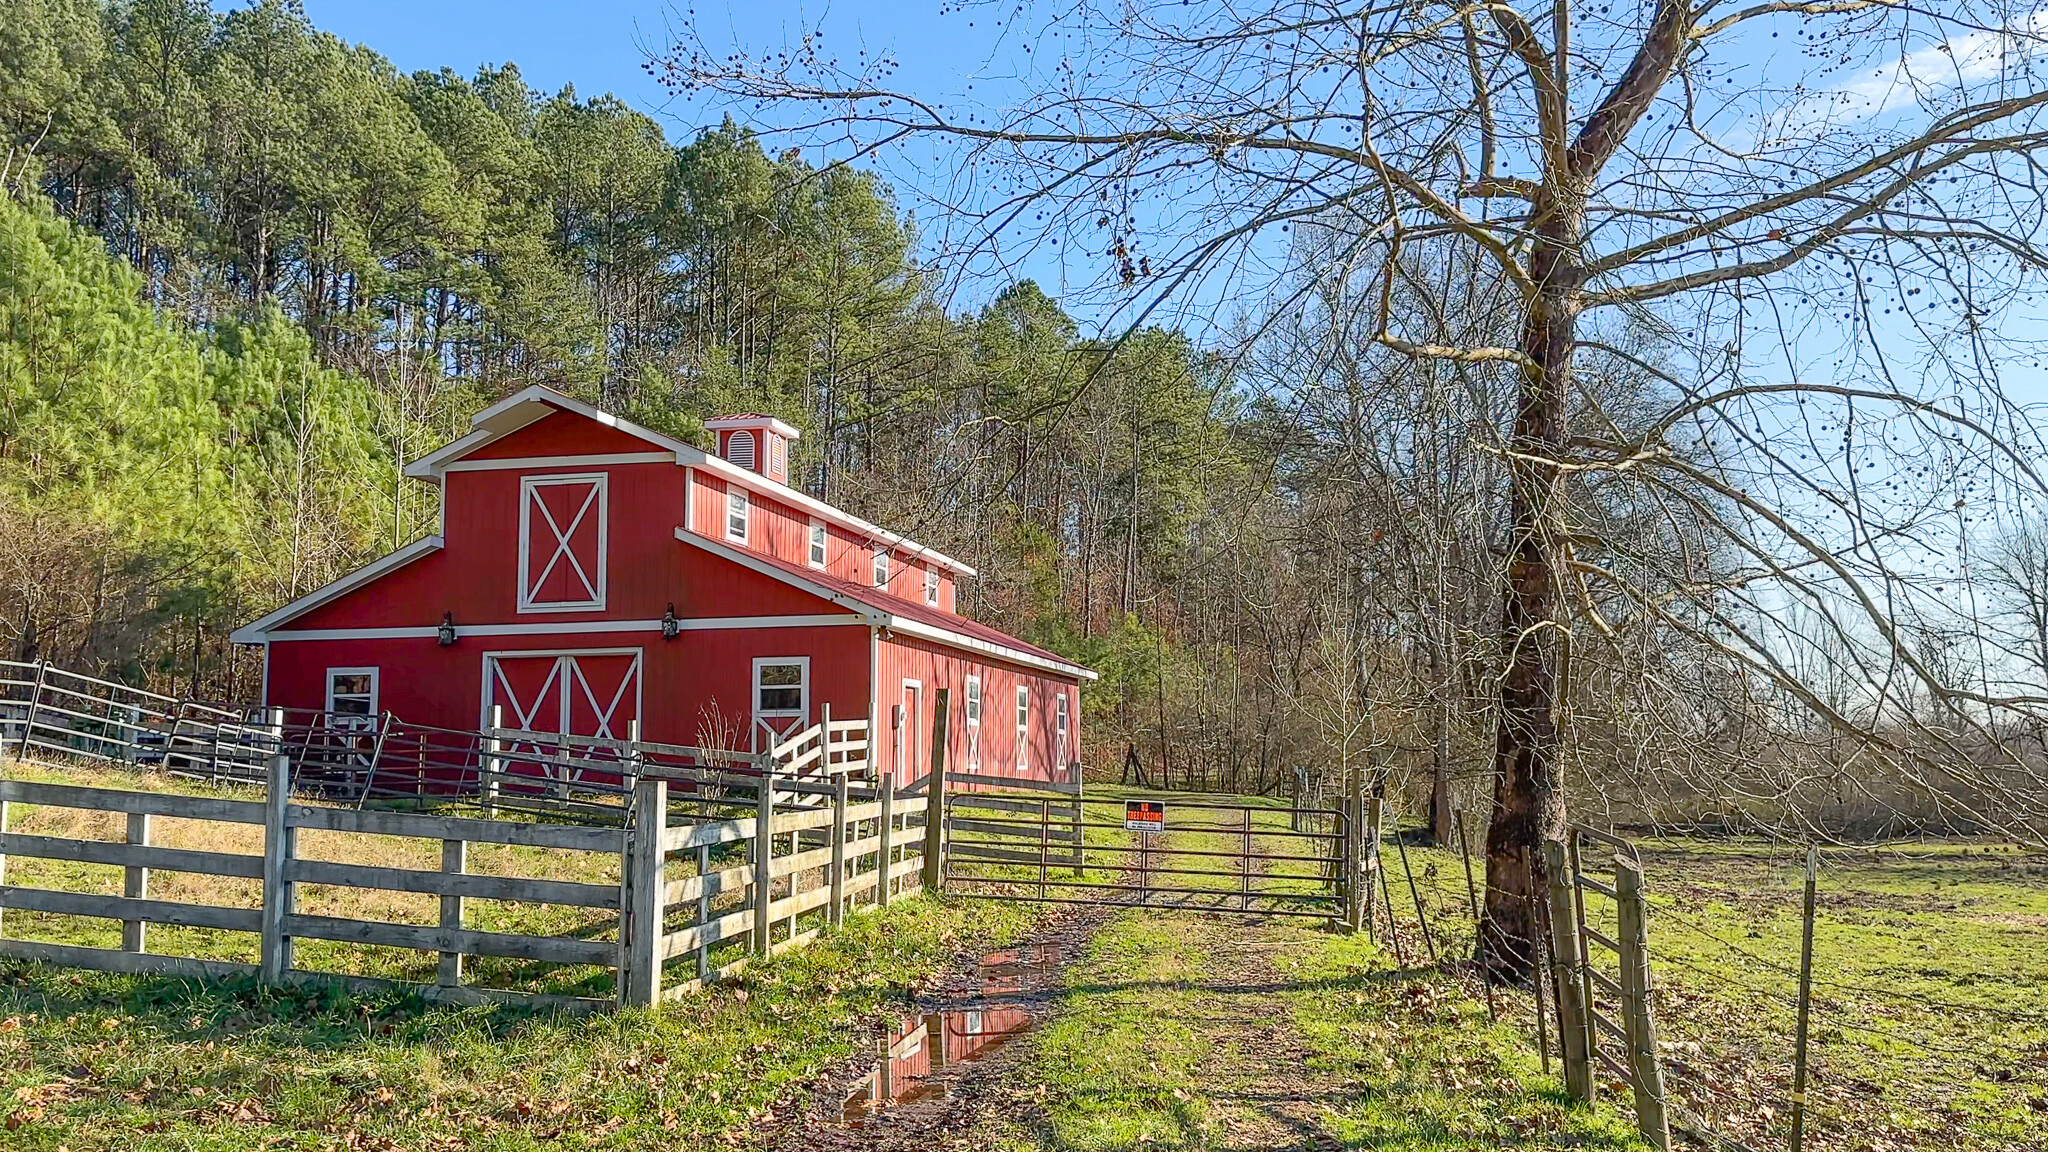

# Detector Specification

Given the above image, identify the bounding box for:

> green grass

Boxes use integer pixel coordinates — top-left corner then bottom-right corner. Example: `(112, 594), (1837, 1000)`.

(1629, 838), (2048, 1152)
(995, 906), (1642, 1150)
(0, 893), (1037, 1149)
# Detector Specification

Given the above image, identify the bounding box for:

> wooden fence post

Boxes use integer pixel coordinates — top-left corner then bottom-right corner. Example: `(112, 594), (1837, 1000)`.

(0, 795), (10, 938)
(1543, 838), (1595, 1102)
(439, 837), (466, 987)
(754, 762), (776, 955)
(1616, 857), (1671, 1150)
(1789, 845), (1819, 1152)
(260, 707), (295, 984)
(123, 813), (152, 953)
(876, 773), (895, 908)
(482, 704), (504, 815)
(694, 843), (712, 980)
(829, 773), (848, 927)
(623, 770), (667, 1006)
(922, 688), (950, 893)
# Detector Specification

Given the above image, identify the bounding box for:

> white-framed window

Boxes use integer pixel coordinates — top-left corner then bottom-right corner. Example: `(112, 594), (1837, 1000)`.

(518, 473), (607, 612)
(808, 521), (827, 567)
(751, 656), (810, 720)
(924, 567), (939, 606)
(1015, 685), (1030, 771)
(325, 667), (379, 729)
(1055, 692), (1070, 769)
(872, 548), (890, 588)
(726, 487), (749, 543)
(963, 674), (983, 771)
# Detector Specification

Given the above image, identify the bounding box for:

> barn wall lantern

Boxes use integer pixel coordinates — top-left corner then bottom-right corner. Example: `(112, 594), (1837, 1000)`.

(437, 612), (457, 647)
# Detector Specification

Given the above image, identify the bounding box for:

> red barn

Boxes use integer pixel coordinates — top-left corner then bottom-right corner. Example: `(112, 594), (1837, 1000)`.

(230, 386), (1093, 785)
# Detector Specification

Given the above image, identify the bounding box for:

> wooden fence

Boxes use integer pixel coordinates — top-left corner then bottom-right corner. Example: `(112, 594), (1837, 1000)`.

(1, 727), (932, 1011)
(1, 658), (873, 826)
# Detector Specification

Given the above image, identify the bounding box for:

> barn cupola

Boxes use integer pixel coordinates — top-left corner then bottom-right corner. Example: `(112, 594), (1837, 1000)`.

(705, 414), (800, 484)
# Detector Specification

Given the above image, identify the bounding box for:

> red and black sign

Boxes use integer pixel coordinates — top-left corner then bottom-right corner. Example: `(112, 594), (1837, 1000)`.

(1123, 799), (1165, 833)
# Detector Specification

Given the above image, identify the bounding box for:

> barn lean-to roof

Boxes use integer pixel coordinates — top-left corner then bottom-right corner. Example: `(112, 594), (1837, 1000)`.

(674, 529), (1097, 682)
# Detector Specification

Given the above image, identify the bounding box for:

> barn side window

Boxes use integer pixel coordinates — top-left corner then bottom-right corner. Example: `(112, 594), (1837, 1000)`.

(1055, 692), (1070, 770)
(726, 488), (749, 543)
(924, 567), (939, 606)
(1015, 685), (1030, 771)
(753, 657), (809, 719)
(872, 549), (889, 588)
(808, 522), (827, 567)
(963, 675), (983, 772)
(325, 668), (378, 729)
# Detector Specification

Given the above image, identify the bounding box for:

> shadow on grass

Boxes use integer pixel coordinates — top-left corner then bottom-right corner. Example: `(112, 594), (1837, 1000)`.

(0, 961), (566, 1050)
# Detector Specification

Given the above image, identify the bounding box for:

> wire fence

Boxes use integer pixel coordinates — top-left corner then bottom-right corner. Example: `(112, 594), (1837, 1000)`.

(1347, 798), (2045, 1152)
(2, 659), (871, 827)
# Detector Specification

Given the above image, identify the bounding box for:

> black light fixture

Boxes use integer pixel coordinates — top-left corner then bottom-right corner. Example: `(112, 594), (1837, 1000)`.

(437, 611), (457, 647)
(662, 603), (680, 640)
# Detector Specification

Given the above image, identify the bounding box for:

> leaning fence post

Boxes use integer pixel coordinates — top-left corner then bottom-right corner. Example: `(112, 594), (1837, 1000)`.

(921, 689), (950, 893)
(754, 761), (776, 955)
(1543, 838), (1595, 1102)
(876, 773), (895, 908)
(123, 812), (153, 953)
(624, 767), (666, 1006)
(260, 707), (295, 984)
(829, 773), (848, 927)
(1616, 856), (1671, 1150)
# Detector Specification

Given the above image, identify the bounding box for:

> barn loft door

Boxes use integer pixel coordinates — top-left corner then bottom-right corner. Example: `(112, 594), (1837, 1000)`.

(519, 474), (607, 611)
(485, 650), (641, 785)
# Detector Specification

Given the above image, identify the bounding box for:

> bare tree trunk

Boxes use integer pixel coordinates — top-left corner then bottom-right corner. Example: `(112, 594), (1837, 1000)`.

(1480, 208), (1579, 985)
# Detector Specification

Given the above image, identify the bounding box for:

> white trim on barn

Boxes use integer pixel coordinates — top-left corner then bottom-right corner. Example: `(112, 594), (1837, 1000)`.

(255, 614), (867, 642)
(674, 528), (1098, 681)
(444, 451), (674, 473)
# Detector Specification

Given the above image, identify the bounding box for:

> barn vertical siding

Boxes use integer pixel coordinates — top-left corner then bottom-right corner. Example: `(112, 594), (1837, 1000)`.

(873, 634), (1082, 788)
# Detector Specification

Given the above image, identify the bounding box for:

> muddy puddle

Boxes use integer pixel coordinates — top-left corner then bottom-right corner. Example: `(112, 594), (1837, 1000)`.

(840, 944), (1062, 1126)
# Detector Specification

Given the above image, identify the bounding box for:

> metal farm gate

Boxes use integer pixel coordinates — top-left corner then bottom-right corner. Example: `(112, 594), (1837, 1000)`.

(937, 773), (1351, 921)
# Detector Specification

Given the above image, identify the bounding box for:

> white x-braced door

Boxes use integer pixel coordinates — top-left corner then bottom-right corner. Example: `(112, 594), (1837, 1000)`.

(484, 649), (641, 783)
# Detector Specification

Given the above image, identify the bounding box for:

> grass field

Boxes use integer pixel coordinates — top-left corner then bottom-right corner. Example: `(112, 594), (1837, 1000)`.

(984, 789), (2046, 1152)
(1, 883), (1035, 1150)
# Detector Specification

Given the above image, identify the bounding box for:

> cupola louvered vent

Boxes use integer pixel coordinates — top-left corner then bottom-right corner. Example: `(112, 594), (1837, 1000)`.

(727, 430), (756, 470)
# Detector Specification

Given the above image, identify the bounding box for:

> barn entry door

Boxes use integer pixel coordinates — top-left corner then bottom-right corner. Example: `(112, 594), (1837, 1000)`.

(483, 649), (642, 788)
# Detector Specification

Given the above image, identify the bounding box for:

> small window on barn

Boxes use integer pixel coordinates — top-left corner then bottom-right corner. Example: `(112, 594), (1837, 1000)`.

(924, 567), (939, 606)
(325, 668), (378, 730)
(726, 488), (748, 543)
(770, 434), (787, 478)
(964, 675), (983, 772)
(727, 429), (756, 470)
(1015, 685), (1030, 772)
(753, 657), (809, 719)
(1055, 692), (1071, 771)
(872, 549), (889, 588)
(808, 522), (827, 568)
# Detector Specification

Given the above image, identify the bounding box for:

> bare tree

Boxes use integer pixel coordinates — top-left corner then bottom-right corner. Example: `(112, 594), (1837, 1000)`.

(666, 0), (2048, 980)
